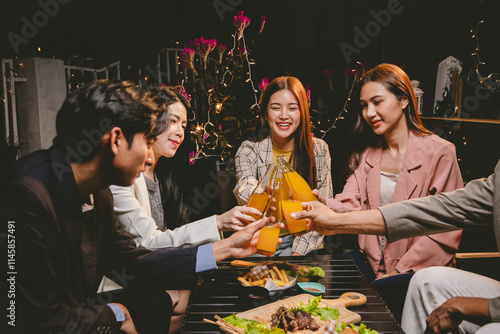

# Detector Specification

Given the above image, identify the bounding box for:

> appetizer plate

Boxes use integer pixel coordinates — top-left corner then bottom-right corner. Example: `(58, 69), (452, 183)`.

(231, 260), (325, 282)
(232, 292), (367, 333)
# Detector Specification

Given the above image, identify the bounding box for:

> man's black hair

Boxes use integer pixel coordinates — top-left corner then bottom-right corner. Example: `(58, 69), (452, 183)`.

(53, 80), (164, 162)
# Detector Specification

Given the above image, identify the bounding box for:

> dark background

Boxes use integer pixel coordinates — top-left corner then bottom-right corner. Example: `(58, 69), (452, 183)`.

(1, 0), (499, 235)
(2, 0), (499, 114)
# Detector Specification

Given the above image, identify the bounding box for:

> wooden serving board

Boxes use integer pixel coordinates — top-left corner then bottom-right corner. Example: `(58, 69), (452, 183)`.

(235, 292), (367, 332)
(231, 260), (309, 270)
(231, 260), (279, 268)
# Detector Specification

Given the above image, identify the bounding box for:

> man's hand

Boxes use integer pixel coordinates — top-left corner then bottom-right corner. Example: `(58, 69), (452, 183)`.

(291, 201), (339, 235)
(291, 202), (387, 236)
(114, 303), (137, 334)
(212, 216), (282, 262)
(425, 297), (491, 334)
(216, 206), (262, 231)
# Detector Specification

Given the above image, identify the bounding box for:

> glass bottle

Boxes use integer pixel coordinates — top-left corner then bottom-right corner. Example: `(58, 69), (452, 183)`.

(246, 164), (276, 220)
(276, 155), (317, 202)
(276, 155), (310, 235)
(256, 167), (282, 256)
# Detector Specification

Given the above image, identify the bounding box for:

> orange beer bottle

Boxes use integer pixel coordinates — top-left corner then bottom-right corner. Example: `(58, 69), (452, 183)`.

(256, 167), (283, 255)
(276, 155), (311, 235)
(277, 155), (316, 202)
(246, 164), (276, 220)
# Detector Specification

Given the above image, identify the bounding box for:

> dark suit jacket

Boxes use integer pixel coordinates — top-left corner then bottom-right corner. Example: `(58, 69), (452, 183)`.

(0, 147), (199, 333)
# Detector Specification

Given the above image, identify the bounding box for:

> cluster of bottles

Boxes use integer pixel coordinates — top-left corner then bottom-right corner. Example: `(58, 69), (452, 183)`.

(246, 155), (317, 256)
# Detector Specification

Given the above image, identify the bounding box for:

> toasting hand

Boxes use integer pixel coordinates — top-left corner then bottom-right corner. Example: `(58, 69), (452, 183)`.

(291, 201), (387, 237)
(290, 201), (340, 235)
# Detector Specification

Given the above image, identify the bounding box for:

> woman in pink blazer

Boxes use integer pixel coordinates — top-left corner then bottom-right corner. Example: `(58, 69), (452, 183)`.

(324, 63), (463, 320)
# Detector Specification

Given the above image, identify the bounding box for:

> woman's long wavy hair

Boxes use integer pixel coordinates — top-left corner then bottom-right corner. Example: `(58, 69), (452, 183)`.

(253, 76), (316, 188)
(346, 63), (432, 177)
(150, 86), (192, 229)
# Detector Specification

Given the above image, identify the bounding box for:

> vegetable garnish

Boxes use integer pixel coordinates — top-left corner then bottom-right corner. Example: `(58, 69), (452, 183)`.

(336, 321), (379, 334)
(298, 295), (339, 321)
(224, 314), (261, 328)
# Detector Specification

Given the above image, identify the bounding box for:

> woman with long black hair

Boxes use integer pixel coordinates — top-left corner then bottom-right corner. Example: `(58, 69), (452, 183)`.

(101, 85), (261, 332)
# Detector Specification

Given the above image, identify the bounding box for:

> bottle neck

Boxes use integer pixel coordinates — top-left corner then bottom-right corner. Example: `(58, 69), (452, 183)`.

(276, 155), (294, 173)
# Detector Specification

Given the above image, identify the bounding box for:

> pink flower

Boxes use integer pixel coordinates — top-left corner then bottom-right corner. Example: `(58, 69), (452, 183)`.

(219, 123), (222, 130)
(179, 46), (196, 74)
(234, 11), (251, 30)
(259, 77), (269, 92)
(306, 85), (311, 102)
(259, 16), (266, 34)
(217, 43), (227, 63)
(193, 37), (217, 62)
(234, 11), (251, 38)
(322, 69), (335, 79)
(176, 85), (191, 102)
(188, 151), (195, 165)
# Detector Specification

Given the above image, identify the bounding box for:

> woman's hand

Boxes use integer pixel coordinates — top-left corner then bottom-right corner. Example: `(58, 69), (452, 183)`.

(375, 270), (399, 280)
(425, 297), (491, 334)
(216, 206), (262, 231)
(312, 189), (327, 205)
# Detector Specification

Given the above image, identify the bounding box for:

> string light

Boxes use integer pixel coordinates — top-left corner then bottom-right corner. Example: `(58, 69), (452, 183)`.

(319, 62), (369, 139)
(181, 23), (260, 162)
(240, 32), (259, 108)
(320, 78), (355, 139)
(467, 20), (500, 89)
(215, 102), (223, 113)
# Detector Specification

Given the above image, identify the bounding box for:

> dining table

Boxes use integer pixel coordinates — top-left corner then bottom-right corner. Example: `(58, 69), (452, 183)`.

(181, 253), (405, 333)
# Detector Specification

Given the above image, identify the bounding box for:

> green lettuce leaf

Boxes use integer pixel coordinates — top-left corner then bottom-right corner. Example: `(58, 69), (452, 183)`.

(246, 323), (285, 334)
(350, 323), (379, 334)
(335, 321), (379, 334)
(298, 296), (339, 320)
(307, 266), (326, 278)
(297, 266), (326, 278)
(336, 321), (347, 332)
(315, 306), (339, 321)
(224, 314), (261, 328)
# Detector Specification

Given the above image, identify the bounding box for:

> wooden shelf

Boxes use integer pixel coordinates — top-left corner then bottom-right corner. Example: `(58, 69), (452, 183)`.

(421, 116), (500, 125)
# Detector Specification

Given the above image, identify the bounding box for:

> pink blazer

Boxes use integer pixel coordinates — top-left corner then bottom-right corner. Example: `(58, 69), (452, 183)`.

(326, 131), (463, 276)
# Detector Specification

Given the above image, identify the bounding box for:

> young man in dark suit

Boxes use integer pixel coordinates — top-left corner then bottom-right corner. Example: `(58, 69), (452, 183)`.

(0, 80), (273, 334)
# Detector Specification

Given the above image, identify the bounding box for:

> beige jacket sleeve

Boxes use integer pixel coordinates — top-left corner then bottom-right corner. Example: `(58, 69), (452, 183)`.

(110, 175), (221, 250)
